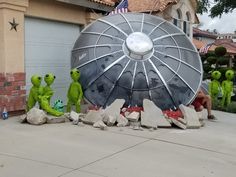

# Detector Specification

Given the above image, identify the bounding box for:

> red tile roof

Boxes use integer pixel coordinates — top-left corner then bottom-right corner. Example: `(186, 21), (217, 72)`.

(128, 0), (179, 13)
(89, 0), (116, 6)
(193, 38), (236, 55)
(193, 28), (218, 39)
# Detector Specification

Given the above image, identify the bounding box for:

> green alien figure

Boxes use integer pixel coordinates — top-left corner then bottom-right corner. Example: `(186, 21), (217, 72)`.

(67, 69), (83, 113)
(43, 73), (56, 104)
(209, 71), (222, 103)
(221, 70), (235, 107)
(54, 99), (64, 112)
(38, 95), (64, 117)
(27, 75), (44, 111)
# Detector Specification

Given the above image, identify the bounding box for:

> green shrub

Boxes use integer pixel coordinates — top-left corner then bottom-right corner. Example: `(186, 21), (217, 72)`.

(206, 51), (216, 58)
(207, 56), (217, 64)
(203, 63), (213, 73)
(201, 55), (207, 63)
(225, 102), (236, 113)
(218, 56), (229, 65)
(215, 46), (227, 57)
(212, 99), (221, 110)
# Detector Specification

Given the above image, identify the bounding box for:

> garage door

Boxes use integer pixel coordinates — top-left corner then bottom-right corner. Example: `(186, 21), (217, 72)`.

(25, 17), (80, 106)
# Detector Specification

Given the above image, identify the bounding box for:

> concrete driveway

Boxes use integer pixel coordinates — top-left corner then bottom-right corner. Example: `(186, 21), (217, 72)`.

(0, 110), (236, 177)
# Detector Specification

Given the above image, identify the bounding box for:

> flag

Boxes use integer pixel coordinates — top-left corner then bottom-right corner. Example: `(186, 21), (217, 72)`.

(109, 0), (128, 15)
(199, 43), (213, 54)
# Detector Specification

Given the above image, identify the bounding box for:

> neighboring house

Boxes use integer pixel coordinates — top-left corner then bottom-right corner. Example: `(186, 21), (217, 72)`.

(128, 0), (199, 39)
(193, 27), (236, 55)
(193, 28), (218, 44)
(0, 0), (115, 113)
(193, 28), (236, 67)
(217, 32), (236, 42)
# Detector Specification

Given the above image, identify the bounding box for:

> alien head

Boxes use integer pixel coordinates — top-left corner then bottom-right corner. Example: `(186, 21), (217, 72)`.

(225, 70), (234, 80)
(211, 71), (221, 80)
(44, 73), (56, 86)
(31, 75), (42, 87)
(70, 69), (80, 82)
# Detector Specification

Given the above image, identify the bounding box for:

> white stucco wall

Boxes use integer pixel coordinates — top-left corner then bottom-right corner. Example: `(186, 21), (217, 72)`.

(169, 0), (197, 39)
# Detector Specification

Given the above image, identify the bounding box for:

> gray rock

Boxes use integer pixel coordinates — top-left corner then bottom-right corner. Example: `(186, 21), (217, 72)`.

(46, 115), (66, 124)
(104, 99), (125, 121)
(77, 122), (85, 127)
(179, 104), (201, 129)
(171, 118), (187, 130)
(70, 111), (79, 121)
(19, 114), (27, 123)
(197, 111), (204, 121)
(130, 121), (142, 130)
(83, 110), (103, 125)
(26, 108), (47, 125)
(107, 115), (117, 126)
(117, 115), (129, 127)
(69, 111), (86, 125)
(93, 120), (107, 130)
(141, 99), (171, 128)
(178, 118), (187, 125)
(126, 111), (140, 122)
(101, 109), (117, 126)
(64, 112), (70, 119)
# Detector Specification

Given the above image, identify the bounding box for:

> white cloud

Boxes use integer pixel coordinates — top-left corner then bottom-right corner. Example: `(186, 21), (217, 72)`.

(197, 9), (236, 33)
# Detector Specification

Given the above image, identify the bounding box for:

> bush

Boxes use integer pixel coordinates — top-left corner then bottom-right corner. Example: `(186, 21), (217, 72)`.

(201, 55), (207, 63)
(215, 46), (227, 57)
(218, 56), (229, 65)
(203, 63), (213, 73)
(225, 102), (236, 113)
(212, 99), (221, 110)
(206, 51), (216, 58)
(206, 56), (217, 64)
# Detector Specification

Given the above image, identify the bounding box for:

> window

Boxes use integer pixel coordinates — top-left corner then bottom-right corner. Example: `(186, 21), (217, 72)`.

(183, 21), (187, 33)
(185, 12), (191, 36)
(173, 9), (182, 29)
(173, 18), (178, 26)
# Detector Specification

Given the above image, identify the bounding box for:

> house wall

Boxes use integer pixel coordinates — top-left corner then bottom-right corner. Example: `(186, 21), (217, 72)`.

(0, 0), (28, 113)
(168, 0), (197, 39)
(25, 0), (87, 25)
(195, 36), (216, 44)
(0, 0), (99, 113)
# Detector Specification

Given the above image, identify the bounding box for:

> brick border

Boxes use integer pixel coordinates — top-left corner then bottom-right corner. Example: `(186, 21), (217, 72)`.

(0, 72), (26, 112)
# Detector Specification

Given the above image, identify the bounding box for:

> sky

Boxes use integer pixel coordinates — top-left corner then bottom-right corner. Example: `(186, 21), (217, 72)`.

(197, 9), (236, 34)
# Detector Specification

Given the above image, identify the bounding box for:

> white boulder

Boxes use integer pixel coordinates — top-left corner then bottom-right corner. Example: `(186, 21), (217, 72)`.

(26, 108), (47, 125)
(141, 99), (171, 128)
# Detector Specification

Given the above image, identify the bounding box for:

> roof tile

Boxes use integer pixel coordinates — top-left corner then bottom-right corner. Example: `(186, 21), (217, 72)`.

(128, 0), (179, 12)
(89, 0), (115, 6)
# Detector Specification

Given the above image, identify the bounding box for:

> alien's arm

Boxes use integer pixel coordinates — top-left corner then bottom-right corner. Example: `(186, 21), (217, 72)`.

(40, 98), (63, 117)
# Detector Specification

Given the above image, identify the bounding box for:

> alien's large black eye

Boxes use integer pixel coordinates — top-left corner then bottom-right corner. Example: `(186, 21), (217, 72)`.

(38, 77), (41, 80)
(77, 71), (80, 73)
(70, 71), (73, 75)
(54, 76), (56, 79)
(46, 74), (49, 77)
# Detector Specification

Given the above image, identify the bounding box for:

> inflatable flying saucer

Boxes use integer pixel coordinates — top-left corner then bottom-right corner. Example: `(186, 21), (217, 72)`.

(71, 13), (203, 110)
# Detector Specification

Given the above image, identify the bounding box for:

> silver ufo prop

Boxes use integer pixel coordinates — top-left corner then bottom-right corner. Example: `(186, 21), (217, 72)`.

(71, 13), (203, 110)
